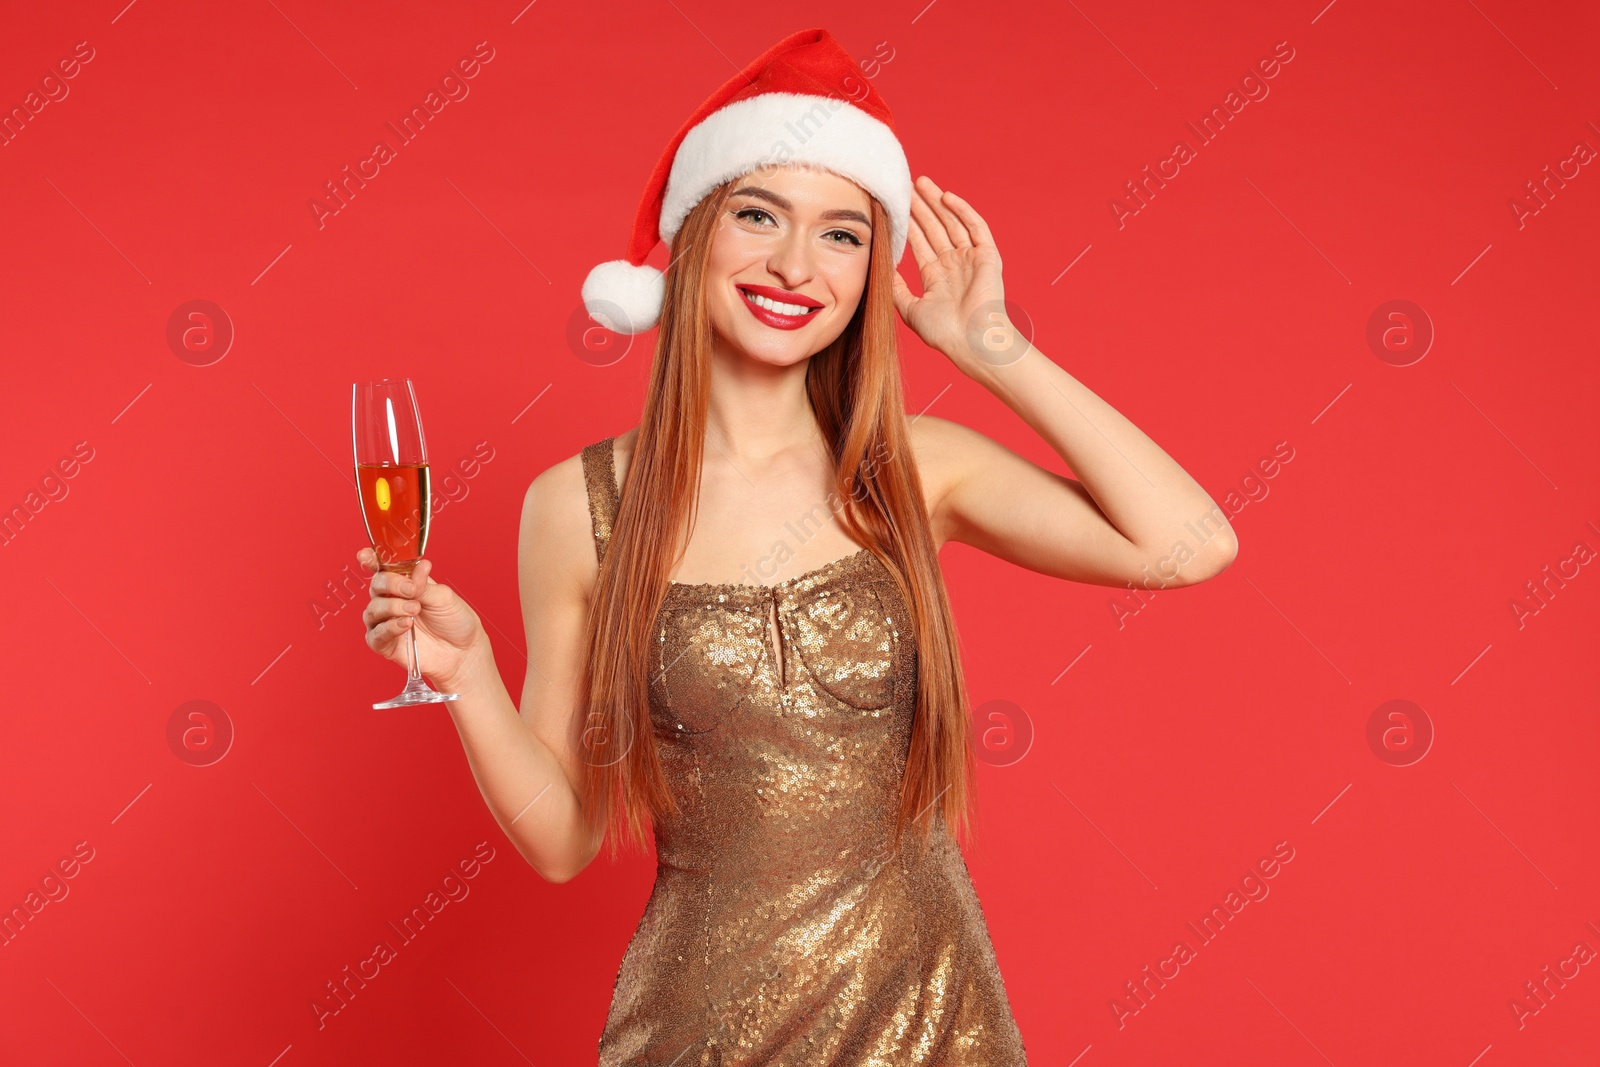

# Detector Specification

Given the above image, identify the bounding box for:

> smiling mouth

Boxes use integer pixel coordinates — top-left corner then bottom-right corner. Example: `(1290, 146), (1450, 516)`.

(739, 288), (822, 317)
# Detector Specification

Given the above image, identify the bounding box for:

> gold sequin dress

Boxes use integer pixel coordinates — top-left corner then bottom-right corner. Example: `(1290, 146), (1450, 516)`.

(582, 436), (1028, 1066)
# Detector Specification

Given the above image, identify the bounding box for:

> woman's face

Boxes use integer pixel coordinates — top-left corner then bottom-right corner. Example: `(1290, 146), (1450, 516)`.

(704, 165), (874, 367)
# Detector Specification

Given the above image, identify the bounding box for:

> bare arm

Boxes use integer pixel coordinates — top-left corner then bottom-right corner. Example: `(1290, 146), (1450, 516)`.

(895, 175), (1238, 587)
(503, 454), (608, 879)
(359, 453), (603, 883)
(911, 399), (1236, 589)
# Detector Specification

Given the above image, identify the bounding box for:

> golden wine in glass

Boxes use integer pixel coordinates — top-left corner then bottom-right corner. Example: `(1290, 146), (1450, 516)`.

(352, 379), (459, 708)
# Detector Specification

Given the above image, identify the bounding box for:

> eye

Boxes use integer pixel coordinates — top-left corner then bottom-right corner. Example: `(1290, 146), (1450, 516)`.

(733, 207), (775, 226)
(825, 229), (864, 247)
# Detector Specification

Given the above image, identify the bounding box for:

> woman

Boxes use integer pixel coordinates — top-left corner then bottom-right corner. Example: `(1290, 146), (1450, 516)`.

(359, 29), (1236, 1065)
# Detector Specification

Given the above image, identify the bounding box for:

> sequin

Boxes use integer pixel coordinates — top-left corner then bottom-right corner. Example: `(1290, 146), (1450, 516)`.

(582, 436), (1028, 1065)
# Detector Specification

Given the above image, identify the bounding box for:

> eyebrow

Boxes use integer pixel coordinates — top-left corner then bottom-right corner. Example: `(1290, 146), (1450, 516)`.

(729, 185), (872, 228)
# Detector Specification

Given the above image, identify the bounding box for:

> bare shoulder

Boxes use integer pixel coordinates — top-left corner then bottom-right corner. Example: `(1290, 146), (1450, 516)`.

(517, 442), (602, 600)
(517, 451), (592, 599)
(904, 414), (990, 548)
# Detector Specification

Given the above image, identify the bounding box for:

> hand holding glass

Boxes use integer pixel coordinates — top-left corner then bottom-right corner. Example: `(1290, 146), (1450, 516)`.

(352, 379), (459, 708)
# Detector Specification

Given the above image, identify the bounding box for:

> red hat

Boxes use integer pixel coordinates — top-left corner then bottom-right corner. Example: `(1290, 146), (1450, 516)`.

(581, 28), (912, 335)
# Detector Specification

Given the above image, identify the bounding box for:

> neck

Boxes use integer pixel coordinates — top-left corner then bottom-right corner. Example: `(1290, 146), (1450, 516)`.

(703, 334), (825, 464)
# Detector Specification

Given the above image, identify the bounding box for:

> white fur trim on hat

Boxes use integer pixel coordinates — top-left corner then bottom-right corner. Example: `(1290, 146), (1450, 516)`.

(660, 92), (911, 264)
(582, 259), (665, 335)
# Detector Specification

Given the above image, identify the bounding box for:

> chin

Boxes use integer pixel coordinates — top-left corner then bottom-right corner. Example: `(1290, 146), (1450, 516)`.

(734, 331), (820, 367)
(713, 308), (840, 367)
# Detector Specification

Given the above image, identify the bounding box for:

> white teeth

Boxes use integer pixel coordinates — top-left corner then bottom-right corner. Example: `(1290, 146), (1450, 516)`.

(743, 290), (815, 317)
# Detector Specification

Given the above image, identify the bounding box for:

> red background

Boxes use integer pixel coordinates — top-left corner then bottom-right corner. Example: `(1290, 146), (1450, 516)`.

(3, 0), (1597, 1063)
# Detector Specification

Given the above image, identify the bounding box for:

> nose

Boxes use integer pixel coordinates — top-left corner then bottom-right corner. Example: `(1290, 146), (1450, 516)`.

(765, 228), (817, 292)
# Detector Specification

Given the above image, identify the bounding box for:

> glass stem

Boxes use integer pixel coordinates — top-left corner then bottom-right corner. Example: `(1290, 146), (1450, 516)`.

(405, 618), (423, 684)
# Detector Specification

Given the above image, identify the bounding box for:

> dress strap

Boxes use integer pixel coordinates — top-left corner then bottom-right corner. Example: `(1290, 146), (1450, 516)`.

(579, 436), (621, 566)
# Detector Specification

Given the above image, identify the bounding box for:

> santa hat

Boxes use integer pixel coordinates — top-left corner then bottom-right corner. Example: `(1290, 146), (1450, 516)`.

(581, 28), (911, 335)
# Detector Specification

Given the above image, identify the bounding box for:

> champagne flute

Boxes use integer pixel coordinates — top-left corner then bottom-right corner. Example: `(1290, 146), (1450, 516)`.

(352, 379), (459, 708)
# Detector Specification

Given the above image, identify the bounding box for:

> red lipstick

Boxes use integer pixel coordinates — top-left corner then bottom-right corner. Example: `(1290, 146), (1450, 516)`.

(739, 284), (823, 308)
(736, 284), (824, 331)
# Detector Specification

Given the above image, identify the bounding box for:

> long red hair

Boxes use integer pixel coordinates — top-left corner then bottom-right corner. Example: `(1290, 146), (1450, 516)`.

(576, 174), (977, 860)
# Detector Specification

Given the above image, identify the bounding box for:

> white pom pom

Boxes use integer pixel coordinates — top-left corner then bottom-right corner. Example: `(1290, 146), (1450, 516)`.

(581, 260), (664, 335)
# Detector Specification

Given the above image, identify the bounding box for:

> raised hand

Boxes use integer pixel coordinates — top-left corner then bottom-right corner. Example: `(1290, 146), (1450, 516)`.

(890, 175), (1021, 373)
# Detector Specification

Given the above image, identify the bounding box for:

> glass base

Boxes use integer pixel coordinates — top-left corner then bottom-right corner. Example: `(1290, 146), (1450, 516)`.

(373, 677), (459, 709)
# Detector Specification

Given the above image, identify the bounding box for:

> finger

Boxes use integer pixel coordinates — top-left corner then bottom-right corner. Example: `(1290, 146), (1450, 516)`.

(418, 572), (458, 613)
(363, 595), (421, 629)
(370, 567), (411, 598)
(917, 176), (971, 248)
(380, 558), (431, 599)
(357, 547), (381, 572)
(909, 185), (953, 254)
(941, 189), (994, 247)
(906, 213), (940, 269)
(411, 560), (444, 605)
(890, 269), (918, 320)
(367, 614), (415, 653)
(908, 186), (953, 256)
(386, 558), (452, 613)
